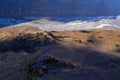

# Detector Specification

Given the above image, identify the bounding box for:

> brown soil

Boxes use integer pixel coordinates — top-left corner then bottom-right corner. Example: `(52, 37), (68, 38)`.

(0, 26), (120, 80)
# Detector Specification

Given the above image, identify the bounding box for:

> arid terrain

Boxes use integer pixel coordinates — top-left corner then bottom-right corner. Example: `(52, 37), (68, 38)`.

(0, 26), (120, 80)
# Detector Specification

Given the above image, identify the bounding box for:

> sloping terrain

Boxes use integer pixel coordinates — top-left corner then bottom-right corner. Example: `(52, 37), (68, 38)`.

(0, 26), (120, 80)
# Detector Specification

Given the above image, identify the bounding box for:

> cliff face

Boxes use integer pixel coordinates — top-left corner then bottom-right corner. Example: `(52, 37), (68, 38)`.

(0, 0), (120, 17)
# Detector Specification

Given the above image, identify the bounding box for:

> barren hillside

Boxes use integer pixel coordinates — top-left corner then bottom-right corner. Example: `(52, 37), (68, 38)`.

(0, 26), (120, 80)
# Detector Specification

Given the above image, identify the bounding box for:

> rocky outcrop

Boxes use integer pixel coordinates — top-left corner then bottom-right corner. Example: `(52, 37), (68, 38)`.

(0, 33), (54, 53)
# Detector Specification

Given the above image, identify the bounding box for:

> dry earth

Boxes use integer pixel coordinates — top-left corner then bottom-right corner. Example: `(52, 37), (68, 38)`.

(0, 26), (120, 80)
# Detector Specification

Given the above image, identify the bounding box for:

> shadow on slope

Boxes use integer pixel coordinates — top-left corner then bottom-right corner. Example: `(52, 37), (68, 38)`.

(0, 33), (55, 53)
(115, 44), (120, 53)
(24, 46), (120, 80)
(0, 37), (120, 80)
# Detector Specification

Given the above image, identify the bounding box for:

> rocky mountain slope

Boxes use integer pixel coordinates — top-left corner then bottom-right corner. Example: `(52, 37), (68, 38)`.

(0, 26), (120, 80)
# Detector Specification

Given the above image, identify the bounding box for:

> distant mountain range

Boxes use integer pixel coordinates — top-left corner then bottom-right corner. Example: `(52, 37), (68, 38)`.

(0, 0), (120, 18)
